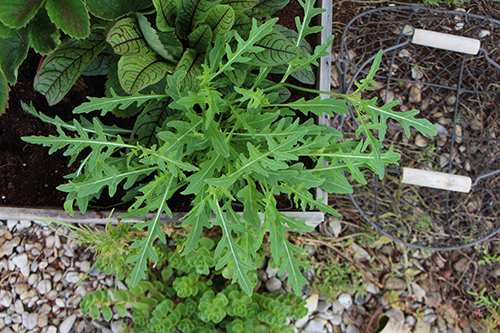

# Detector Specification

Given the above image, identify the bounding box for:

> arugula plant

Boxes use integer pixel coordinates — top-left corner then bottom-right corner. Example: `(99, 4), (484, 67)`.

(22, 0), (438, 295)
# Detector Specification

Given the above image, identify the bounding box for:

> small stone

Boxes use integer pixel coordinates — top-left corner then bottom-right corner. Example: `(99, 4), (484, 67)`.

(406, 316), (416, 326)
(1, 237), (21, 257)
(37, 279), (52, 295)
(30, 261), (39, 272)
(265, 265), (279, 279)
(295, 315), (310, 329)
(478, 29), (490, 38)
(59, 314), (77, 333)
(338, 293), (352, 309)
(345, 323), (361, 333)
(330, 315), (342, 326)
(385, 308), (405, 322)
(27, 296), (39, 308)
(66, 271), (81, 284)
(265, 277), (282, 293)
(385, 277), (406, 290)
(411, 67), (424, 80)
(11, 253), (28, 269)
(317, 300), (331, 313)
(327, 218), (342, 238)
(14, 300), (23, 314)
(55, 298), (65, 308)
(54, 234), (61, 249)
(305, 294), (319, 315)
(46, 326), (58, 333)
(6, 220), (18, 231)
(22, 312), (38, 330)
(415, 134), (428, 148)
(45, 236), (55, 248)
(46, 290), (58, 301)
(423, 309), (437, 324)
(366, 283), (380, 295)
(37, 314), (48, 328)
(414, 319), (431, 333)
(27, 274), (38, 286)
(14, 284), (28, 298)
(409, 84), (423, 103)
(351, 243), (370, 262)
(331, 300), (344, 314)
(304, 318), (327, 332)
(0, 290), (13, 308)
(111, 321), (125, 333)
(380, 89), (395, 103)
(16, 221), (32, 232)
(411, 282), (426, 300)
(453, 257), (469, 273)
(80, 260), (91, 273)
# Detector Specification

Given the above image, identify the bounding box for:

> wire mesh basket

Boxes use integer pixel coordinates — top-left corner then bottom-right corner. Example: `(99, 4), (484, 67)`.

(336, 6), (500, 250)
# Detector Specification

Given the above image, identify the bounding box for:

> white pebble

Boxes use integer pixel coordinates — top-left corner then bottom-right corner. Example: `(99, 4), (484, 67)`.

(55, 298), (65, 308)
(37, 279), (52, 295)
(65, 271), (81, 284)
(338, 293), (352, 309)
(45, 236), (55, 248)
(304, 318), (327, 332)
(11, 253), (28, 269)
(59, 314), (77, 333)
(6, 220), (19, 231)
(305, 294), (319, 315)
(22, 312), (38, 330)
(14, 300), (24, 314)
(0, 290), (13, 308)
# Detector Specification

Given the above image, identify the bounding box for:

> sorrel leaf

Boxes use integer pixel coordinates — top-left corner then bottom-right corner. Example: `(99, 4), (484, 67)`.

(27, 8), (60, 55)
(176, 0), (221, 39)
(153, 0), (178, 30)
(118, 54), (174, 94)
(82, 54), (113, 76)
(45, 0), (90, 39)
(0, 28), (29, 84)
(107, 17), (155, 56)
(232, 12), (251, 39)
(221, 0), (258, 11)
(254, 0), (289, 15)
(0, 70), (7, 115)
(34, 31), (106, 105)
(205, 5), (235, 40)
(86, 0), (155, 20)
(188, 24), (213, 53)
(247, 29), (299, 67)
(137, 13), (180, 62)
(175, 49), (204, 90)
(0, 0), (44, 29)
(130, 100), (172, 147)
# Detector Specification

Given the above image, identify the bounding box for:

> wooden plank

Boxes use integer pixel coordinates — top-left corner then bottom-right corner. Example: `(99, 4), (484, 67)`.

(412, 28), (480, 55)
(401, 167), (472, 193)
(0, 207), (325, 228)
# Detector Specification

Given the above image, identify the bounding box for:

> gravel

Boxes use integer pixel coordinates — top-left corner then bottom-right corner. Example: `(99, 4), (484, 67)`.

(0, 219), (477, 333)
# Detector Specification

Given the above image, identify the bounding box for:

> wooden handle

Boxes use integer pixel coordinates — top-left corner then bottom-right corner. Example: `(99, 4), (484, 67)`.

(401, 167), (471, 193)
(412, 29), (480, 55)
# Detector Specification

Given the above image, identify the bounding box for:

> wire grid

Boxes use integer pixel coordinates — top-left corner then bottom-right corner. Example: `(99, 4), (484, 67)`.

(336, 6), (500, 250)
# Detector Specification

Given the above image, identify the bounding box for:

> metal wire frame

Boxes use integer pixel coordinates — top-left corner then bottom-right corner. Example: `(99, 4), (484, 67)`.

(336, 6), (500, 250)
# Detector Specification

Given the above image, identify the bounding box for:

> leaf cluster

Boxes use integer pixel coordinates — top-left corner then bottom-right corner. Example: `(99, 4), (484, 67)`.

(80, 232), (306, 333)
(23, 0), (437, 296)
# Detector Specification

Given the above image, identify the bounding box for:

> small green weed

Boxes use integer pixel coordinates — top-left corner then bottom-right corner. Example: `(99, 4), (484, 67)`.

(311, 260), (366, 300)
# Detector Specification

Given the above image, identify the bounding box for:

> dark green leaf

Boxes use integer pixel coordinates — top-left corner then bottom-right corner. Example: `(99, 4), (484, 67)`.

(86, 0), (154, 20)
(205, 5), (234, 40)
(118, 54), (174, 94)
(130, 100), (172, 147)
(0, 0), (44, 29)
(34, 31), (106, 105)
(247, 29), (299, 67)
(224, 63), (248, 87)
(175, 49), (204, 90)
(188, 24), (212, 53)
(82, 53), (113, 76)
(175, 0), (220, 39)
(45, 0), (90, 39)
(153, 0), (178, 29)
(0, 28), (29, 84)
(28, 7), (61, 55)
(107, 17), (154, 56)
(136, 13), (179, 62)
(232, 12), (251, 39)
(254, 0), (289, 15)
(0, 70), (8, 115)
(221, 0), (258, 11)
(270, 96), (348, 117)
